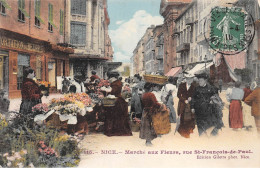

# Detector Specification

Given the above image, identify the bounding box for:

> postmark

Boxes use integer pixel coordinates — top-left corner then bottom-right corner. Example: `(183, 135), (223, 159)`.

(206, 7), (255, 55)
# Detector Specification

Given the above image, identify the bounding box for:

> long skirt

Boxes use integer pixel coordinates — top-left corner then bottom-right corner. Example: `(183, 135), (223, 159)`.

(20, 100), (40, 115)
(166, 95), (176, 123)
(229, 100), (243, 128)
(139, 110), (157, 141)
(178, 104), (195, 138)
(103, 97), (132, 136)
(152, 108), (171, 135)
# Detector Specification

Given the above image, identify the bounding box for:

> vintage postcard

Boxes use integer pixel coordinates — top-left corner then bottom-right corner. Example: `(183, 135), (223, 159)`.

(0, 0), (260, 168)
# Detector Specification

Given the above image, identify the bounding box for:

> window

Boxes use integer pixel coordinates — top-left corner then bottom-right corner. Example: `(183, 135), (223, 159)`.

(48, 3), (56, 32)
(0, 1), (5, 14)
(60, 9), (64, 35)
(18, 0), (29, 22)
(0, 0), (11, 15)
(70, 22), (86, 45)
(71, 0), (86, 15)
(17, 54), (30, 90)
(35, 0), (44, 27)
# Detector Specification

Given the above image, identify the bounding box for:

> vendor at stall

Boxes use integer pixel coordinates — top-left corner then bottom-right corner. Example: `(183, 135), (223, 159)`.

(103, 71), (132, 137)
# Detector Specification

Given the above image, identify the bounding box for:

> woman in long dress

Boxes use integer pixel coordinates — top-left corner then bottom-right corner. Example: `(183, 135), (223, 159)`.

(139, 83), (158, 146)
(229, 81), (244, 129)
(103, 72), (132, 136)
(151, 84), (171, 135)
(20, 67), (42, 115)
(177, 75), (196, 138)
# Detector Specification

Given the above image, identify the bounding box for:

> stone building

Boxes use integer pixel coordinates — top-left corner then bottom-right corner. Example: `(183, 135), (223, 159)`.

(235, 0), (260, 80)
(131, 26), (154, 76)
(160, 0), (191, 75)
(0, 0), (73, 98)
(153, 25), (164, 74)
(171, 0), (257, 82)
(144, 25), (156, 74)
(65, 0), (113, 79)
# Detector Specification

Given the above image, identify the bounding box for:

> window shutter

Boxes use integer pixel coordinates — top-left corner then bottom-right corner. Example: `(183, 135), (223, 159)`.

(22, 0), (25, 9)
(60, 9), (64, 35)
(50, 4), (53, 22)
(48, 3), (50, 21)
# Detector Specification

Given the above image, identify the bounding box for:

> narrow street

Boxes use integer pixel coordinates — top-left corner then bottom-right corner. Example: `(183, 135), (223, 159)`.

(77, 91), (260, 168)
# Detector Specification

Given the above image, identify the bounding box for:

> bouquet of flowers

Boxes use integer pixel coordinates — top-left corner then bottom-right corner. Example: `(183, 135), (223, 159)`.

(38, 81), (51, 87)
(98, 79), (110, 87)
(32, 103), (49, 114)
(50, 96), (87, 116)
(64, 93), (92, 106)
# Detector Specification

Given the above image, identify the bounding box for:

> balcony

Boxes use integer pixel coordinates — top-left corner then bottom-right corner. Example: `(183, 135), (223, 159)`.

(173, 28), (180, 35)
(185, 17), (194, 26)
(156, 54), (163, 60)
(176, 43), (190, 53)
(156, 38), (164, 47)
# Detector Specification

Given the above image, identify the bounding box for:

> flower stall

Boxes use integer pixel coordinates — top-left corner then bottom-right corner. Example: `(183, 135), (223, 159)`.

(33, 93), (93, 134)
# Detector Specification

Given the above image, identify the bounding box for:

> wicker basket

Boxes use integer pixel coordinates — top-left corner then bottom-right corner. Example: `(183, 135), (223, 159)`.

(143, 75), (168, 85)
(102, 97), (117, 107)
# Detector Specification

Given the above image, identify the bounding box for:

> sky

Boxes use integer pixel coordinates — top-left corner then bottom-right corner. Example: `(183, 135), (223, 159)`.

(107, 0), (164, 63)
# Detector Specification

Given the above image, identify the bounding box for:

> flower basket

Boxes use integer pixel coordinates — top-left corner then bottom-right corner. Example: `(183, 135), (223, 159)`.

(143, 75), (168, 85)
(45, 112), (68, 130)
(102, 97), (117, 107)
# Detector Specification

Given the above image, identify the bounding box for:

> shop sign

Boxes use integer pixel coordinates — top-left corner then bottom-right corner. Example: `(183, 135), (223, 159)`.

(0, 37), (44, 53)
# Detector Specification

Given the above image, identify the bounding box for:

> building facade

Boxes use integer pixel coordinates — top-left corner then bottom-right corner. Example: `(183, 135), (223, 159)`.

(144, 25), (155, 74)
(0, 0), (73, 98)
(160, 0), (191, 74)
(172, 0), (257, 82)
(153, 25), (164, 74)
(131, 26), (154, 76)
(235, 0), (260, 80)
(65, 0), (112, 79)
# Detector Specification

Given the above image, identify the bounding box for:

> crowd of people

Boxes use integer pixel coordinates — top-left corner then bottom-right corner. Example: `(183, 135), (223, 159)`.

(8, 66), (260, 147)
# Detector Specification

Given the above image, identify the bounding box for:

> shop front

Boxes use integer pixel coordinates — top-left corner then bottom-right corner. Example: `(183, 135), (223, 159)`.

(69, 54), (108, 81)
(0, 29), (73, 98)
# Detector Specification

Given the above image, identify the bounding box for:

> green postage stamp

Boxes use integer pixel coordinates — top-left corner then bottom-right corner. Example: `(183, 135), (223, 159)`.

(210, 7), (255, 54)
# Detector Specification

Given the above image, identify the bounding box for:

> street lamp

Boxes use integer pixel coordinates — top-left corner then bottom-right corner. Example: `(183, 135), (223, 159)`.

(204, 55), (207, 72)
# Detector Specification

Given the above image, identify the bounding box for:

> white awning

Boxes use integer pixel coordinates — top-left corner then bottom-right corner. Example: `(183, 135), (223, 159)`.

(187, 62), (213, 76)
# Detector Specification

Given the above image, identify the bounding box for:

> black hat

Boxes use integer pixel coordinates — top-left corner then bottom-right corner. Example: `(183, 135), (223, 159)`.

(195, 72), (208, 79)
(107, 71), (120, 79)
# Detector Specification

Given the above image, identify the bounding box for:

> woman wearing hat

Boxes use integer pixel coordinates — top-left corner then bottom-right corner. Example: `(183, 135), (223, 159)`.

(177, 73), (196, 138)
(103, 71), (132, 136)
(140, 82), (160, 146)
(19, 67), (43, 115)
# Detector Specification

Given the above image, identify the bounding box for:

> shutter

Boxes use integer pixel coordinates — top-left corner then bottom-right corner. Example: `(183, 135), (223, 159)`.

(65, 60), (70, 76)
(48, 3), (50, 21)
(30, 55), (36, 71)
(51, 4), (53, 22)
(9, 51), (18, 91)
(22, 0), (25, 9)
(56, 60), (61, 76)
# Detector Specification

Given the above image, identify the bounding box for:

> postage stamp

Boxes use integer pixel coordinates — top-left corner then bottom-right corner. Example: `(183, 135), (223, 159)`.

(209, 7), (255, 55)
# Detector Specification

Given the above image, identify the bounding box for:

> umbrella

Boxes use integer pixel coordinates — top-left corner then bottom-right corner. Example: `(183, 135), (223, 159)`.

(174, 115), (181, 135)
